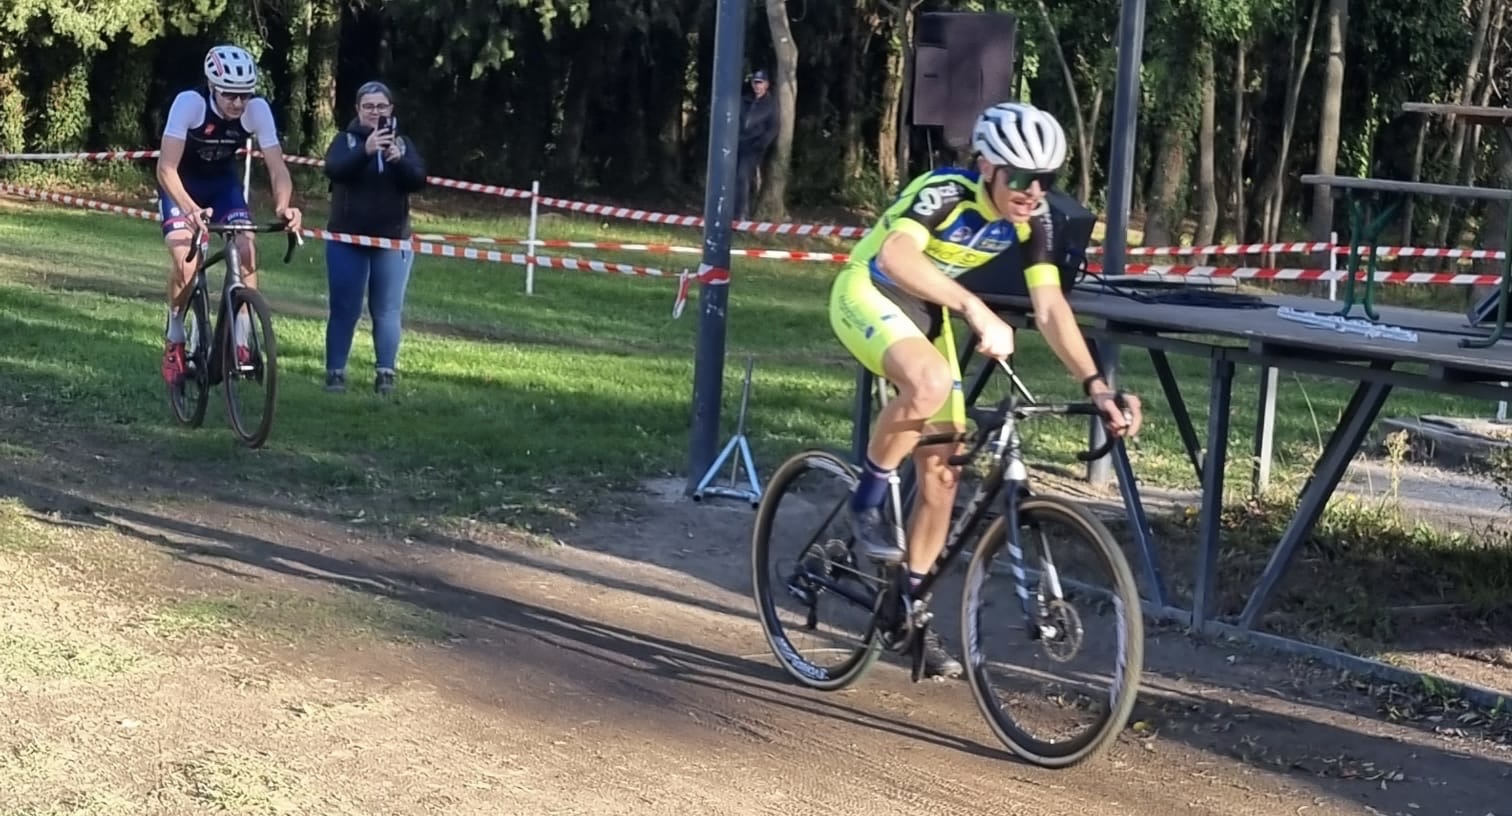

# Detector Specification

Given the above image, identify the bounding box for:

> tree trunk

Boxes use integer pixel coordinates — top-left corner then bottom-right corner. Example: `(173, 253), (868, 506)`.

(1402, 116), (1429, 245)
(1143, 36), (1204, 248)
(554, 12), (619, 188)
(1308, 0), (1349, 242)
(1437, 0), (1505, 247)
(1229, 42), (1248, 242)
(841, 4), (873, 181)
(1196, 47), (1219, 248)
(1261, 0), (1322, 249)
(282, 0), (312, 155)
(756, 0), (799, 219)
(307, 0), (341, 153)
(1440, 0), (1495, 164)
(877, 3), (913, 191)
(1033, 0), (1091, 200)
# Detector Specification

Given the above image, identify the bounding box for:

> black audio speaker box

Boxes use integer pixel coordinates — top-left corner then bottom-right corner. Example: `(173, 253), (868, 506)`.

(909, 11), (1020, 150)
(954, 189), (1097, 299)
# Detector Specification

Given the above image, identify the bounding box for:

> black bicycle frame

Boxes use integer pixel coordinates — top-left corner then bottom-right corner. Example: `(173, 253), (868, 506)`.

(791, 392), (1119, 633)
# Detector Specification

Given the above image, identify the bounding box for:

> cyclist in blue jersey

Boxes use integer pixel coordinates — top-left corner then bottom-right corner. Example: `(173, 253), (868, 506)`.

(157, 44), (303, 385)
(829, 102), (1144, 678)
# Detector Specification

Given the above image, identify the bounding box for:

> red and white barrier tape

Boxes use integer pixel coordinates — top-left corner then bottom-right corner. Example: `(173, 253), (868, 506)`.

(1, 149), (860, 236)
(1091, 263), (1503, 286)
(7, 149), (1505, 264)
(673, 263), (730, 319)
(1087, 241), (1331, 256)
(412, 233), (850, 263)
(1088, 241), (1507, 260)
(1, 182), (670, 281)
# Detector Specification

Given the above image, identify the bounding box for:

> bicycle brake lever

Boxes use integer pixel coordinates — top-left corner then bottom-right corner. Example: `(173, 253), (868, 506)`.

(184, 228), (203, 265)
(282, 230), (302, 264)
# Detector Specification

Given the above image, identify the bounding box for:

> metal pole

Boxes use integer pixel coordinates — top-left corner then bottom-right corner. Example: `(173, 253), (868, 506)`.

(1101, 0), (1147, 282)
(686, 0), (748, 495)
(526, 179), (540, 295)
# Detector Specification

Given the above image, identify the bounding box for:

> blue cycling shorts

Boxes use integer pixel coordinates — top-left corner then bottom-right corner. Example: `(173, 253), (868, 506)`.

(158, 173), (250, 235)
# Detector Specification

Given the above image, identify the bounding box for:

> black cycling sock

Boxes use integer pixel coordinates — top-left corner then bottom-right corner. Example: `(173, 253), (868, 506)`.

(907, 571), (927, 591)
(851, 455), (893, 511)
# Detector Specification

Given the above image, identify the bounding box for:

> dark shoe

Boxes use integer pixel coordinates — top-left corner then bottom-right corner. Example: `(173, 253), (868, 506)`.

(374, 370), (396, 395)
(848, 504), (904, 563)
(324, 371), (347, 393)
(922, 630), (963, 679)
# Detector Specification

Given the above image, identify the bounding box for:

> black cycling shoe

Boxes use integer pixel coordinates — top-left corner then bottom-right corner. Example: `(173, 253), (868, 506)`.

(922, 629), (964, 679)
(848, 504), (905, 563)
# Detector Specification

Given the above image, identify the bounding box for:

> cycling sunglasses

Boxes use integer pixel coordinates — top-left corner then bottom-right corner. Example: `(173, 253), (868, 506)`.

(216, 90), (253, 101)
(996, 168), (1056, 192)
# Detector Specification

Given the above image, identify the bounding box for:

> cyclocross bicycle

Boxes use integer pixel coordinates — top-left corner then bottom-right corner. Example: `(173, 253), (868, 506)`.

(751, 360), (1145, 768)
(167, 219), (301, 448)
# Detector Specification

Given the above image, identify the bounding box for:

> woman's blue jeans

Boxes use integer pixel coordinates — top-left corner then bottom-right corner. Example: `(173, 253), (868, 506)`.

(325, 242), (413, 373)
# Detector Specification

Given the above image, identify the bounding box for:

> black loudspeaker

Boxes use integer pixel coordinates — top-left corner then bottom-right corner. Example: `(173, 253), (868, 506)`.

(909, 11), (1020, 150)
(954, 190), (1097, 298)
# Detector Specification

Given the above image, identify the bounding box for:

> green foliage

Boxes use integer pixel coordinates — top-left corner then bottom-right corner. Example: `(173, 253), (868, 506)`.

(0, 0), (161, 49)
(384, 0), (591, 78)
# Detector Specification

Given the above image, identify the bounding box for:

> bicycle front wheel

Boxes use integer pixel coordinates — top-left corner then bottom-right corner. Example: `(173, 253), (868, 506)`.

(222, 287), (278, 448)
(168, 285), (211, 428)
(961, 495), (1144, 768)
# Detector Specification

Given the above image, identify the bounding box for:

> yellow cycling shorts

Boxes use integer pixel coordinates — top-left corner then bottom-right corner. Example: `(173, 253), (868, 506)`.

(829, 263), (964, 429)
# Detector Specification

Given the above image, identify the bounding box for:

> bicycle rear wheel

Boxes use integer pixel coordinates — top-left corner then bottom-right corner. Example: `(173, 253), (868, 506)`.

(751, 449), (888, 691)
(222, 287), (278, 448)
(961, 495), (1143, 767)
(167, 285), (211, 428)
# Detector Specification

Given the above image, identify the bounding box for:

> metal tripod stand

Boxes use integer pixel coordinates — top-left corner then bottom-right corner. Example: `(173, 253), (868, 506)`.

(691, 355), (763, 507)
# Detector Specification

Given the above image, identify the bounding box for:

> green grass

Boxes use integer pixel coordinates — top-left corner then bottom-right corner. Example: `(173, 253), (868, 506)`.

(0, 188), (1497, 529)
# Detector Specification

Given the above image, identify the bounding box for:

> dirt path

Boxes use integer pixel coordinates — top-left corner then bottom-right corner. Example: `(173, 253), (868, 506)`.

(3, 432), (1509, 815)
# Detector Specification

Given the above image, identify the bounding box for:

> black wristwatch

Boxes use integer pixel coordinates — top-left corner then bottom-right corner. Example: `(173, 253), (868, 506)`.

(1081, 373), (1105, 396)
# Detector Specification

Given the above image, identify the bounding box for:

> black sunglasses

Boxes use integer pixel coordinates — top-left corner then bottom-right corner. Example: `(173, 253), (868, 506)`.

(996, 168), (1056, 192)
(217, 90), (252, 101)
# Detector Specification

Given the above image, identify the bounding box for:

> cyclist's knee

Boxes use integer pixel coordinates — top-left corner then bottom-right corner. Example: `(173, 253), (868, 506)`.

(892, 364), (953, 418)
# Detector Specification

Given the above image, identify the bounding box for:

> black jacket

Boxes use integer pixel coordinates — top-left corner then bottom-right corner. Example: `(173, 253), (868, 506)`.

(323, 118), (427, 239)
(738, 93), (777, 160)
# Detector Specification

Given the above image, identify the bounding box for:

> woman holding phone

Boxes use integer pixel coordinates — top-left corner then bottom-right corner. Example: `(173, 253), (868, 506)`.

(321, 80), (427, 395)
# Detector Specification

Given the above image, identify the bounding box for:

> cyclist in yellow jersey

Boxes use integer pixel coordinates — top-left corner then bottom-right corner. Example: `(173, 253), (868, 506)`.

(830, 101), (1144, 678)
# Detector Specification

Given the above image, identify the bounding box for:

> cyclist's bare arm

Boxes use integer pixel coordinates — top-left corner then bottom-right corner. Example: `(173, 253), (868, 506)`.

(1026, 283), (1100, 384)
(877, 233), (996, 325)
(156, 138), (203, 225)
(259, 145), (295, 215)
(1028, 282), (1143, 434)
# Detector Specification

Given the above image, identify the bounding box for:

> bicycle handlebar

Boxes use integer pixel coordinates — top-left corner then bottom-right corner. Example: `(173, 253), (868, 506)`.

(184, 220), (303, 266)
(946, 390), (1133, 467)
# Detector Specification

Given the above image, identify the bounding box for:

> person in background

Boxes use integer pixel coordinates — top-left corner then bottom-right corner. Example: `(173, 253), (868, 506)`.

(734, 69), (777, 221)
(321, 80), (427, 395)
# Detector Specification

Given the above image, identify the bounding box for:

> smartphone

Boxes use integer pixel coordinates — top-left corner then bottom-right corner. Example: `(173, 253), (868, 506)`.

(377, 114), (391, 133)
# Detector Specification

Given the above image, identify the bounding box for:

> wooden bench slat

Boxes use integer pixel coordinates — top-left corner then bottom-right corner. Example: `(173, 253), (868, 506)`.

(1300, 174), (1512, 201)
(1402, 102), (1512, 125)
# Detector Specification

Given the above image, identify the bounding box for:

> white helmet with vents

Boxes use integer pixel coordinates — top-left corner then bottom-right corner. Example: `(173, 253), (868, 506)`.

(971, 102), (1067, 172)
(204, 45), (259, 93)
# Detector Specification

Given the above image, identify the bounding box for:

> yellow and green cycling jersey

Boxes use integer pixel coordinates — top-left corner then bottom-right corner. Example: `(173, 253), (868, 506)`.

(848, 166), (1061, 291)
(829, 166), (1062, 427)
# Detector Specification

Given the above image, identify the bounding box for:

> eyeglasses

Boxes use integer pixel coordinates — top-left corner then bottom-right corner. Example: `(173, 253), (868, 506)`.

(998, 168), (1056, 192)
(359, 103), (393, 113)
(217, 91), (252, 102)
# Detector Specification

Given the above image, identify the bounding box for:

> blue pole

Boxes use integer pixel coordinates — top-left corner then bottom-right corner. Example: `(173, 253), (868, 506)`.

(686, 0), (749, 494)
(1103, 0), (1147, 280)
(1087, 0), (1147, 485)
